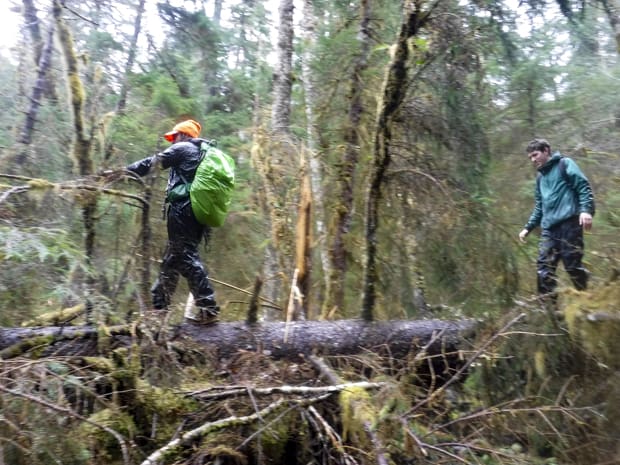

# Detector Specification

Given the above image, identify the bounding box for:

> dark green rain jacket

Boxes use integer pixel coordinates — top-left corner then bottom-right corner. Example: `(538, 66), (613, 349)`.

(524, 152), (595, 231)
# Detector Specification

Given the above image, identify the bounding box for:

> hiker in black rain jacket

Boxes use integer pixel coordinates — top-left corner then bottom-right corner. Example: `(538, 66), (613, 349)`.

(126, 119), (219, 324)
(518, 138), (595, 304)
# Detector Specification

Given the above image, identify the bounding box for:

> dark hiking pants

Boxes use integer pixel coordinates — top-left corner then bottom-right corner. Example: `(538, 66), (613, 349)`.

(151, 201), (217, 310)
(537, 216), (588, 301)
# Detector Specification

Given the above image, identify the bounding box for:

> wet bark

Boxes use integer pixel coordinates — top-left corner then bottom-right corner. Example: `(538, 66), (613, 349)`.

(22, 0), (58, 101)
(271, 0), (294, 133)
(0, 319), (477, 364)
(18, 20), (55, 145)
(55, 0), (96, 322)
(261, 0), (296, 309)
(294, 159), (313, 318)
(300, 0), (330, 306)
(115, 0), (146, 113)
(362, 0), (431, 319)
(325, 0), (372, 317)
(213, 0), (223, 24)
(600, 0), (620, 53)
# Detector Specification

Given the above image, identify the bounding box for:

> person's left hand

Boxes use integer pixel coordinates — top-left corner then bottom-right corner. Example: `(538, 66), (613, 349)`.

(579, 212), (593, 231)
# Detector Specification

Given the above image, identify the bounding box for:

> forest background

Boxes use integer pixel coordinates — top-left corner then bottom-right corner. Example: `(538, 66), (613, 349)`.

(0, 0), (619, 464)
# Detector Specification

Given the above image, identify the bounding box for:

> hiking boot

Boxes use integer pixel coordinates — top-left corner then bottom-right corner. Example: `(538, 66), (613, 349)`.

(185, 306), (220, 325)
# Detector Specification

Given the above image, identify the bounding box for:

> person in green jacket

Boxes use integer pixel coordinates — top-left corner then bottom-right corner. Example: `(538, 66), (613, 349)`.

(519, 138), (595, 302)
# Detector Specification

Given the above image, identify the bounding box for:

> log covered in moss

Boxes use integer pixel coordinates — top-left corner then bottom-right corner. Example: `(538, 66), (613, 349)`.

(0, 319), (477, 363)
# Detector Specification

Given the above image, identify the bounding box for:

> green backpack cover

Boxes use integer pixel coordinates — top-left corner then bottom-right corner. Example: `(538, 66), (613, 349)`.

(189, 141), (236, 227)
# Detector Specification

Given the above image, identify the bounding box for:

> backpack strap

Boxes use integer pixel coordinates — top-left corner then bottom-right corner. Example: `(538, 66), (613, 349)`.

(559, 157), (568, 181)
(166, 140), (216, 201)
(536, 156), (569, 189)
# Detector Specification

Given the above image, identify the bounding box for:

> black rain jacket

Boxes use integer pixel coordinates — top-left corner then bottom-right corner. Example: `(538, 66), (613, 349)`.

(126, 138), (209, 203)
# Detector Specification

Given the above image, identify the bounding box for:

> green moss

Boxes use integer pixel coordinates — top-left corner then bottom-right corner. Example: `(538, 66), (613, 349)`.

(96, 323), (116, 354)
(137, 380), (194, 412)
(78, 409), (136, 462)
(340, 386), (376, 442)
(564, 282), (620, 369)
(27, 179), (55, 189)
(22, 304), (85, 327)
(0, 334), (55, 359)
(81, 356), (116, 372)
(255, 412), (296, 460)
(134, 379), (198, 441)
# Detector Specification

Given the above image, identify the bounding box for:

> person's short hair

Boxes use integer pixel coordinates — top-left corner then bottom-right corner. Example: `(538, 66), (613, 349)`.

(526, 138), (551, 154)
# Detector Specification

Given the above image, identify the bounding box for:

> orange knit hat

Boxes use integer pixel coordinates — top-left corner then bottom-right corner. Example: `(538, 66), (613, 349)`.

(163, 119), (202, 142)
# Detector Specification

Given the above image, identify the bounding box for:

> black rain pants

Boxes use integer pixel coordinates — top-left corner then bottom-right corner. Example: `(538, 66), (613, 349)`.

(151, 201), (217, 310)
(536, 216), (588, 300)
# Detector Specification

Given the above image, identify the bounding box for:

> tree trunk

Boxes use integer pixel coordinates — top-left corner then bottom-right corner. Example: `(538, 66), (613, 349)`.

(213, 0), (223, 25)
(105, 0), (146, 161)
(324, 0), (372, 318)
(294, 153), (313, 318)
(18, 21), (55, 145)
(300, 0), (330, 307)
(0, 318), (477, 364)
(115, 0), (146, 113)
(22, 0), (57, 101)
(255, 0), (296, 313)
(601, 0), (620, 53)
(362, 0), (431, 319)
(55, 0), (96, 322)
(271, 0), (294, 133)
(250, 131), (289, 316)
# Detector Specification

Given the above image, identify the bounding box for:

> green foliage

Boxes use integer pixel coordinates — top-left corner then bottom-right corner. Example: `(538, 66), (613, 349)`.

(85, 30), (123, 63)
(150, 72), (202, 116)
(417, 210), (520, 312)
(0, 225), (86, 325)
(78, 409), (137, 462)
(0, 56), (19, 146)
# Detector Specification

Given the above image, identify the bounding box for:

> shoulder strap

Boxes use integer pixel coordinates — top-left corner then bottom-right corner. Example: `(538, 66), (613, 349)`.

(559, 157), (567, 177)
(559, 157), (571, 185)
(536, 157), (568, 188)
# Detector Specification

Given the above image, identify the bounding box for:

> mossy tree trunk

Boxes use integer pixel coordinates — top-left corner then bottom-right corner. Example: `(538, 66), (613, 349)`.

(294, 154), (313, 318)
(55, 0), (97, 321)
(362, 0), (432, 320)
(251, 131), (298, 317)
(300, 0), (330, 311)
(324, 0), (373, 318)
(254, 0), (297, 315)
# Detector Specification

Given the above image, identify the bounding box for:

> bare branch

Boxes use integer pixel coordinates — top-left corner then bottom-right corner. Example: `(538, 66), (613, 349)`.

(140, 394), (331, 465)
(184, 380), (387, 401)
(0, 173), (148, 207)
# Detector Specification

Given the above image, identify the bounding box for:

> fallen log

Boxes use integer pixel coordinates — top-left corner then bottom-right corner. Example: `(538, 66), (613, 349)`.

(0, 319), (477, 364)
